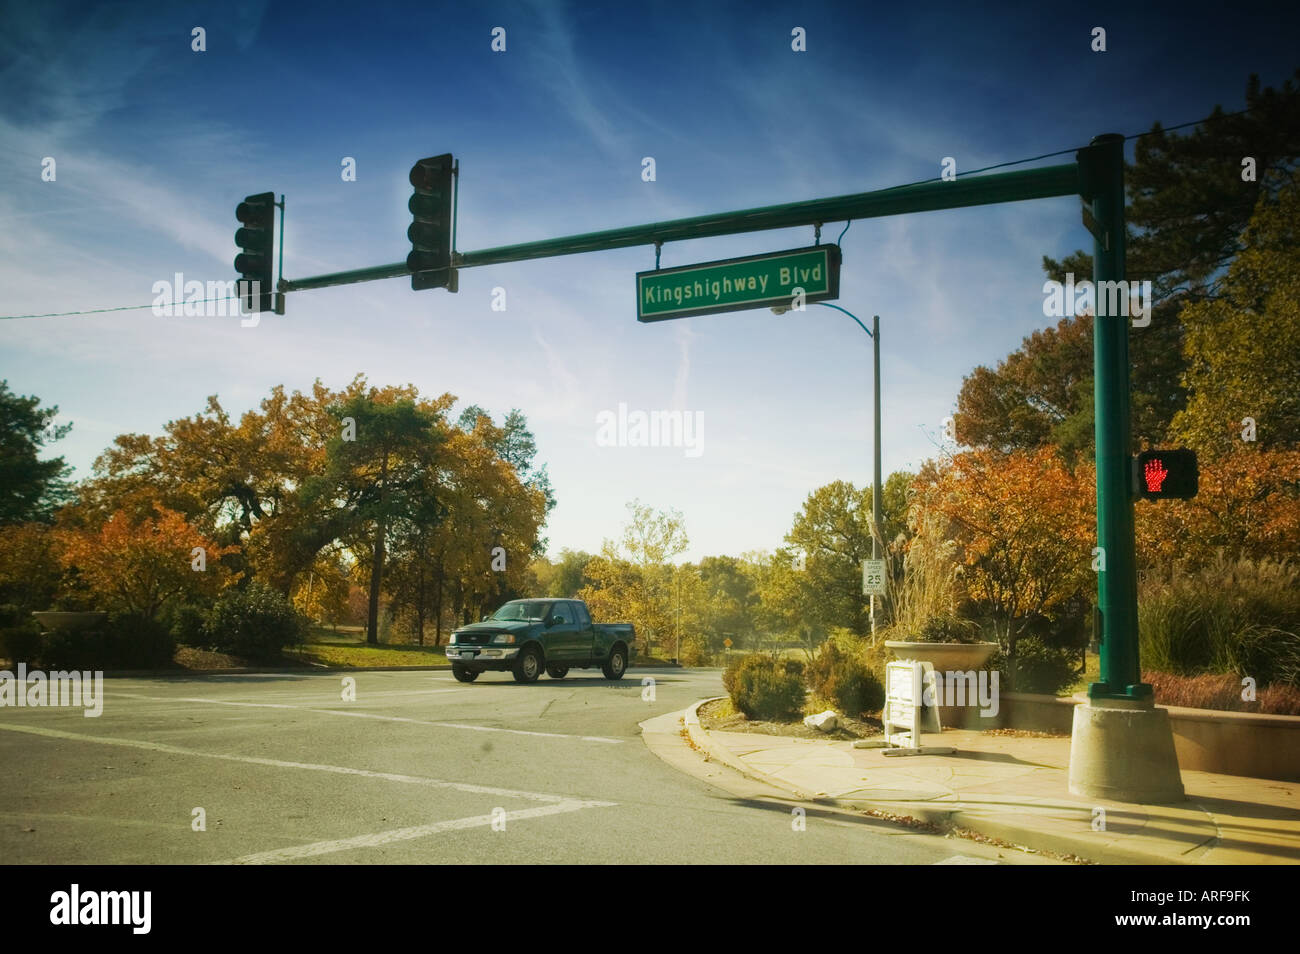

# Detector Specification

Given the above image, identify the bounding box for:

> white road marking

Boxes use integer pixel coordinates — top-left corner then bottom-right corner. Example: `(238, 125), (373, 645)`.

(933, 854), (999, 865)
(0, 722), (596, 803)
(113, 695), (624, 743)
(219, 800), (615, 864)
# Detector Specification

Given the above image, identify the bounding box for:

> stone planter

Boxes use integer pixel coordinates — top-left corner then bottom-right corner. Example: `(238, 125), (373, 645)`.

(884, 640), (1002, 729)
(883, 640), (999, 671)
(31, 611), (107, 632)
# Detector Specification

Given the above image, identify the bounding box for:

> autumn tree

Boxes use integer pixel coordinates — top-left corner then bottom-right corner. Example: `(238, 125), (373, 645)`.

(695, 555), (760, 650)
(1136, 446), (1300, 570)
(289, 548), (352, 626)
(956, 71), (1300, 457)
(56, 506), (234, 619)
(1168, 170), (1300, 455)
(542, 548), (595, 598)
(432, 412), (547, 629)
(72, 378), (549, 642)
(579, 501), (688, 656)
(0, 522), (64, 612)
(910, 448), (1096, 649)
(753, 547), (823, 651)
(320, 387), (443, 644)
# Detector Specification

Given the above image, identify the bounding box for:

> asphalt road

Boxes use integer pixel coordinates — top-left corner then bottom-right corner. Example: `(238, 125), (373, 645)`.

(0, 666), (1053, 864)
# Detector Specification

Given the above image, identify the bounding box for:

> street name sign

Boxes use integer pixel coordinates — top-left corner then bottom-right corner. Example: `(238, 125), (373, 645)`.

(636, 244), (841, 322)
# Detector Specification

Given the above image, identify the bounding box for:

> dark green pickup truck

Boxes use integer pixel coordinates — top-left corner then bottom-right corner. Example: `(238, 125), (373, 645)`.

(446, 598), (636, 683)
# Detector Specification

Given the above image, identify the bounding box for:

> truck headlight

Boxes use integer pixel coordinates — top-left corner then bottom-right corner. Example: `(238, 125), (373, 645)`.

(449, 633), (458, 644)
(491, 633), (516, 644)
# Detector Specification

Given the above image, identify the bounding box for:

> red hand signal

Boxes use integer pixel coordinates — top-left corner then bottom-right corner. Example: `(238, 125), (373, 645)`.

(1144, 458), (1168, 492)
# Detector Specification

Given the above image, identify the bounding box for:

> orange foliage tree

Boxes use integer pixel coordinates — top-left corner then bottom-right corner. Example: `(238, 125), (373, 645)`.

(1135, 446), (1300, 570)
(910, 447), (1096, 642)
(57, 506), (235, 619)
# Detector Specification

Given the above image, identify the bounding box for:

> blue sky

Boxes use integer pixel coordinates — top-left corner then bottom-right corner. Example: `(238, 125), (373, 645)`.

(1, 0), (1297, 561)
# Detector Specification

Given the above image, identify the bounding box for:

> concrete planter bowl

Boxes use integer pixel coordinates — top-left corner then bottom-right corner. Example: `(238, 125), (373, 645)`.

(883, 640), (999, 672)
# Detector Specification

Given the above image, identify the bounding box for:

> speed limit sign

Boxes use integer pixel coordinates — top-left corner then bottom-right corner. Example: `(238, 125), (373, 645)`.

(862, 559), (887, 596)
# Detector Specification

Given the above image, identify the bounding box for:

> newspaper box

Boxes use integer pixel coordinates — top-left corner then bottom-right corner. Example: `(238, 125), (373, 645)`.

(879, 660), (953, 756)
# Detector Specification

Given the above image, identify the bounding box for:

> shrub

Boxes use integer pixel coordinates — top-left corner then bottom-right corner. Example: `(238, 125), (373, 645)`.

(1139, 557), (1300, 689)
(0, 618), (43, 665)
(164, 603), (209, 647)
(1222, 625), (1300, 691)
(40, 613), (175, 670)
(915, 615), (983, 644)
(678, 634), (712, 667)
(806, 639), (885, 717)
(206, 582), (306, 659)
(113, 613), (177, 669)
(1006, 636), (1079, 695)
(1144, 670), (1300, 716)
(723, 653), (805, 721)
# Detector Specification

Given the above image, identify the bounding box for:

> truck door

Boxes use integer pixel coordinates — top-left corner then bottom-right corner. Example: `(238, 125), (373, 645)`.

(546, 601), (578, 661)
(572, 601), (595, 661)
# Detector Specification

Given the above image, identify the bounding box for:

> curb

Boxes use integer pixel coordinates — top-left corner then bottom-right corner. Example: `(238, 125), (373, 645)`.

(87, 662), (689, 679)
(89, 664), (453, 678)
(682, 698), (825, 802)
(684, 697), (1224, 865)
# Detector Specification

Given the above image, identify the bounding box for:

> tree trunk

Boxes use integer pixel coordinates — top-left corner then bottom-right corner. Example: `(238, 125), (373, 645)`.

(416, 563), (426, 647)
(366, 515), (386, 645)
(434, 557), (444, 645)
(366, 453), (389, 646)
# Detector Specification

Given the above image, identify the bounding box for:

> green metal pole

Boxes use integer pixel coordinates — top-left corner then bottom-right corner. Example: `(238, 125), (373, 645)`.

(810, 303), (883, 637)
(872, 315), (882, 560)
(1081, 133), (1147, 702)
(279, 163), (1079, 294)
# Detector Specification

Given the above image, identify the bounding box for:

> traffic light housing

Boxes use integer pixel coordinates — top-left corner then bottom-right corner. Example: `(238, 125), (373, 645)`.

(235, 191), (276, 313)
(1133, 449), (1198, 500)
(407, 154), (456, 291)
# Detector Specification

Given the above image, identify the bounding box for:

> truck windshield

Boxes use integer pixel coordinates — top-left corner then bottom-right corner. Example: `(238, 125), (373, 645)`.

(489, 601), (552, 622)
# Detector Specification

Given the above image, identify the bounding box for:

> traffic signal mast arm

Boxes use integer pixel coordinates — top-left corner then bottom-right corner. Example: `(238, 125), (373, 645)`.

(277, 162), (1081, 294)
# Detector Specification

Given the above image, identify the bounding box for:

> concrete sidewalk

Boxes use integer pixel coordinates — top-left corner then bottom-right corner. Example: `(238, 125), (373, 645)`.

(684, 698), (1300, 865)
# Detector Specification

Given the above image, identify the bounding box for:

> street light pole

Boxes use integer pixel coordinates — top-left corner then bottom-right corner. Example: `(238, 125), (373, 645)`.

(675, 572), (681, 665)
(809, 304), (882, 638)
(872, 314), (883, 637)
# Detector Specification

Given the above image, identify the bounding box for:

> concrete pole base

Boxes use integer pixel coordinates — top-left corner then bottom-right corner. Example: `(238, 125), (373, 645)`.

(1068, 700), (1185, 803)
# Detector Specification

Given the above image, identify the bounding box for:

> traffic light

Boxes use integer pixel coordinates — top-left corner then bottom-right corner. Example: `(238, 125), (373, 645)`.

(1133, 449), (1198, 500)
(407, 154), (456, 291)
(235, 192), (276, 313)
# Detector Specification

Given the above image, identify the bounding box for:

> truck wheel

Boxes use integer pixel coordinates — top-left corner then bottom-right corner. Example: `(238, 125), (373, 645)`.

(451, 664), (479, 683)
(602, 645), (628, 680)
(513, 646), (542, 683)
(546, 665), (569, 679)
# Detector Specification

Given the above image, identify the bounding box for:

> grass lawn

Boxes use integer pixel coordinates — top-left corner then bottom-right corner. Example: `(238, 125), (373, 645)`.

(295, 631), (450, 669)
(1062, 651), (1100, 696)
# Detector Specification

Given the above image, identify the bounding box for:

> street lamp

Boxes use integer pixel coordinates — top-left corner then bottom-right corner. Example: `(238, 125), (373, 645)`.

(773, 303), (883, 637)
